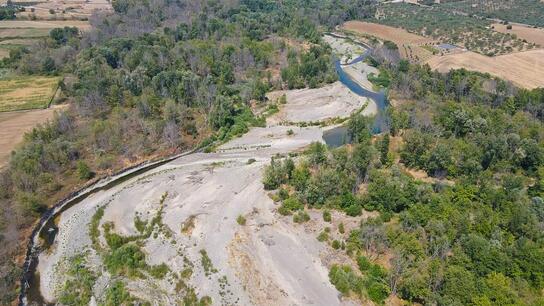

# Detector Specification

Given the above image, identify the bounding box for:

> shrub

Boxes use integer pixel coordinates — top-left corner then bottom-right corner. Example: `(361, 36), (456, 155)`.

(293, 211), (310, 223)
(332, 240), (341, 249)
(323, 210), (332, 222)
(103, 281), (133, 306)
(148, 263), (169, 279)
(317, 230), (329, 242)
(236, 215), (246, 225)
(338, 222), (345, 234)
(345, 204), (362, 216)
(104, 244), (146, 277)
(328, 265), (364, 296)
(77, 160), (94, 180)
(278, 196), (303, 215)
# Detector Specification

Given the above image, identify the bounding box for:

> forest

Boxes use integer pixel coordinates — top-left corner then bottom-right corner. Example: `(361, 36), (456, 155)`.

(263, 57), (544, 304)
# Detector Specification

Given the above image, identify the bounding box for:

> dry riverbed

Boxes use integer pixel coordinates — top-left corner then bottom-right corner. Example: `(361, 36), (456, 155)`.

(35, 37), (377, 306)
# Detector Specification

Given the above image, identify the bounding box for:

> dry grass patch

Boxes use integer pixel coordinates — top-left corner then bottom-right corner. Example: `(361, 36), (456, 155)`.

(426, 49), (544, 89)
(0, 27), (50, 39)
(0, 20), (90, 29)
(344, 21), (432, 45)
(492, 23), (544, 47)
(0, 75), (60, 112)
(0, 104), (66, 167)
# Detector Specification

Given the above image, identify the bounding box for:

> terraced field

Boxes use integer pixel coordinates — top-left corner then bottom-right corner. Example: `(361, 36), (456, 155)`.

(0, 76), (60, 112)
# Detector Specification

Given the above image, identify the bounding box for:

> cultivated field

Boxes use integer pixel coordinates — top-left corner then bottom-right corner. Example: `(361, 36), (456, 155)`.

(0, 27), (50, 39)
(0, 19), (91, 58)
(0, 76), (60, 112)
(372, 3), (537, 56)
(0, 105), (65, 167)
(344, 20), (432, 45)
(0, 20), (91, 30)
(343, 20), (435, 63)
(7, 0), (112, 19)
(492, 23), (544, 47)
(426, 49), (544, 89)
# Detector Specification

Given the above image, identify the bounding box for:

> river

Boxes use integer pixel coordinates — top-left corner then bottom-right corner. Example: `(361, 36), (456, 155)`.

(21, 38), (390, 305)
(323, 51), (390, 148)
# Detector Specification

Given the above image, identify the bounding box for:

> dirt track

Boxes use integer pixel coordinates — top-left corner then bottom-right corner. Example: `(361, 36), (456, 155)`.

(426, 49), (544, 89)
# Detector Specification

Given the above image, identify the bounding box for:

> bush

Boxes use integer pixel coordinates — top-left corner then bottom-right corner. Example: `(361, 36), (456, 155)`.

(262, 158), (294, 190)
(293, 211), (310, 223)
(328, 265), (364, 296)
(332, 240), (341, 249)
(323, 210), (332, 222)
(317, 230), (329, 242)
(148, 263), (169, 279)
(77, 160), (94, 180)
(338, 222), (345, 234)
(104, 244), (146, 277)
(103, 281), (133, 306)
(236, 215), (246, 225)
(345, 204), (362, 216)
(278, 196), (303, 215)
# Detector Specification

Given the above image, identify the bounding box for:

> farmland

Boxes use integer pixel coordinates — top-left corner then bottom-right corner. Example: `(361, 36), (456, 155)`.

(0, 19), (90, 58)
(426, 49), (544, 89)
(492, 23), (544, 47)
(443, 0), (544, 27)
(0, 75), (60, 112)
(5, 0), (112, 20)
(0, 105), (65, 167)
(343, 20), (435, 62)
(372, 3), (537, 56)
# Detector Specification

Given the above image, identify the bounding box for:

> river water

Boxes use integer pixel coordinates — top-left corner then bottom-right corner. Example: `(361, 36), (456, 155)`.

(324, 52), (390, 148)
(22, 41), (389, 306)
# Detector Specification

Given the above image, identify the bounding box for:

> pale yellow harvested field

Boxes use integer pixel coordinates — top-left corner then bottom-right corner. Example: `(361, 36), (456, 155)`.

(11, 0), (112, 19)
(0, 27), (50, 39)
(342, 20), (434, 62)
(343, 20), (433, 45)
(0, 20), (90, 30)
(0, 105), (66, 167)
(426, 49), (544, 89)
(492, 23), (544, 47)
(0, 38), (37, 45)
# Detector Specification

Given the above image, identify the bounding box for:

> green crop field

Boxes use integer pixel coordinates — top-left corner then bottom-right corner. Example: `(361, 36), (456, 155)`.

(0, 75), (59, 112)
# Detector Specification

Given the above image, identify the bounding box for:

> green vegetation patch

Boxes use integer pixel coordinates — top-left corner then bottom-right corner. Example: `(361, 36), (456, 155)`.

(58, 255), (97, 306)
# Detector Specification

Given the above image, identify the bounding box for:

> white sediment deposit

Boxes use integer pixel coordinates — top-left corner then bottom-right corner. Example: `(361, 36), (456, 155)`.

(36, 36), (377, 306)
